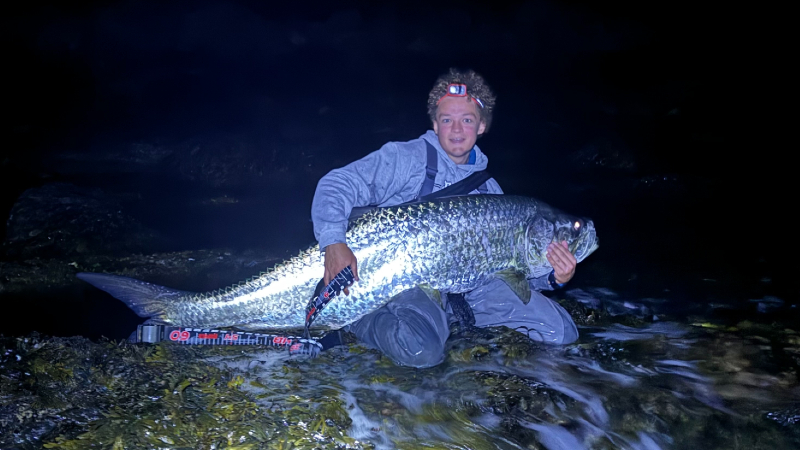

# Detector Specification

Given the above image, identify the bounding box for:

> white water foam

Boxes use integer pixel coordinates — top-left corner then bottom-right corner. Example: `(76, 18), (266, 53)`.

(591, 322), (687, 341)
(339, 389), (393, 450)
(518, 419), (587, 450)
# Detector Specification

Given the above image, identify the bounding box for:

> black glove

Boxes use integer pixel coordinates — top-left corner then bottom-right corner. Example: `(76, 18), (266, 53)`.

(448, 293), (476, 329)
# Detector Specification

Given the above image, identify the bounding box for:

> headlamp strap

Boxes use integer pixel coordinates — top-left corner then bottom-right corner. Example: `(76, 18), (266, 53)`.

(438, 83), (484, 108)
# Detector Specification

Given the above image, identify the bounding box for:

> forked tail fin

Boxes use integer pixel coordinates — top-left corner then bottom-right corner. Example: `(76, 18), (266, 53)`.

(77, 272), (194, 320)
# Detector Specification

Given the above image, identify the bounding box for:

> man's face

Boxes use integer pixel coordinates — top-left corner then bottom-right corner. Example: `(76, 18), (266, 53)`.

(433, 96), (486, 165)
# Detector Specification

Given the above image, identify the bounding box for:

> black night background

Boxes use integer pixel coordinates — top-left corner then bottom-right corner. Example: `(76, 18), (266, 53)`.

(1, 1), (797, 448)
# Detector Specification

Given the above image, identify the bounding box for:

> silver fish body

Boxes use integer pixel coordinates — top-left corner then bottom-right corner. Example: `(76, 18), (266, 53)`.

(78, 195), (598, 331)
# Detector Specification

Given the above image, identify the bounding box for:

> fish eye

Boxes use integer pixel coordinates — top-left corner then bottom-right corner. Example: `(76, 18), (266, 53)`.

(573, 220), (582, 231)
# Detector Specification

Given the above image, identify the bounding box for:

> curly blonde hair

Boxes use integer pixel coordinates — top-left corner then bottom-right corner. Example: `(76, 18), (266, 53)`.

(427, 68), (496, 133)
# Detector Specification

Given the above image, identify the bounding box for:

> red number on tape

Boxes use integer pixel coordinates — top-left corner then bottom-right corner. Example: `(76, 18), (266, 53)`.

(169, 330), (191, 341)
(273, 336), (292, 346)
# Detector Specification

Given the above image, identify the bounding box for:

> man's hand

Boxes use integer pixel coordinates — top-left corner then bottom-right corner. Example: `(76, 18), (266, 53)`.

(323, 243), (360, 294)
(547, 241), (577, 284)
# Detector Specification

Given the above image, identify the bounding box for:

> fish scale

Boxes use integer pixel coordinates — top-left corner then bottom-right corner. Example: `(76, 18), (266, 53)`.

(77, 195), (598, 332)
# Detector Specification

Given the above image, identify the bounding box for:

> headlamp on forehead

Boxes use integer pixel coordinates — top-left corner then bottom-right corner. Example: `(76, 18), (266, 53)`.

(448, 84), (467, 96)
(438, 83), (485, 109)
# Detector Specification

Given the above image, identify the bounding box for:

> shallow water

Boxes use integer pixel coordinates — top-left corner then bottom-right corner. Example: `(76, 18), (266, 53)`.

(204, 292), (800, 450)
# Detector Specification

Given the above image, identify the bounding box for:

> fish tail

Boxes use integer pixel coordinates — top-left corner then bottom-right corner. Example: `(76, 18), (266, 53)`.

(77, 272), (192, 321)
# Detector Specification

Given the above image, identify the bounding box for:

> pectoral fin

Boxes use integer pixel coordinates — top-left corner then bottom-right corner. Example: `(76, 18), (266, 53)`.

(494, 269), (532, 305)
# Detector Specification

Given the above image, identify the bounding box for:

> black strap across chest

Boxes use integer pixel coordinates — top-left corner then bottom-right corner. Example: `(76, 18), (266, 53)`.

(417, 140), (489, 199)
(348, 140), (493, 221)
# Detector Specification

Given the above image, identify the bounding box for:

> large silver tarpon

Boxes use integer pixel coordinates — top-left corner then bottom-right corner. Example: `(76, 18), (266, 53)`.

(78, 195), (598, 331)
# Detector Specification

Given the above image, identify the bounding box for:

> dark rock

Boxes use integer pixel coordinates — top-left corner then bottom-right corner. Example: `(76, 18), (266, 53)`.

(45, 142), (174, 176)
(571, 137), (637, 173)
(3, 183), (161, 259)
(0, 249), (280, 295)
(170, 134), (270, 188)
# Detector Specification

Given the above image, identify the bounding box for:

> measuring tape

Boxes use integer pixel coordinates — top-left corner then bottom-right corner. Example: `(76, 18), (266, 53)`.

(135, 324), (303, 347)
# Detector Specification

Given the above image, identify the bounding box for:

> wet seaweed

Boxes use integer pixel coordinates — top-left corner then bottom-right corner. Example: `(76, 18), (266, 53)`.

(0, 335), (371, 449)
(2, 314), (799, 449)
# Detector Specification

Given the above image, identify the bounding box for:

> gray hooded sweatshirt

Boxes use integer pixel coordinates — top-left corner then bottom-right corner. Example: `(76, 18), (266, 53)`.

(312, 130), (503, 250)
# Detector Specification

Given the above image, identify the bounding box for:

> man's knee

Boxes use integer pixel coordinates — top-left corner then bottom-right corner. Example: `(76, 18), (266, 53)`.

(529, 317), (579, 345)
(559, 313), (579, 344)
(390, 305), (447, 367)
(351, 288), (449, 368)
(516, 294), (579, 345)
(547, 296), (579, 344)
(468, 283), (579, 345)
